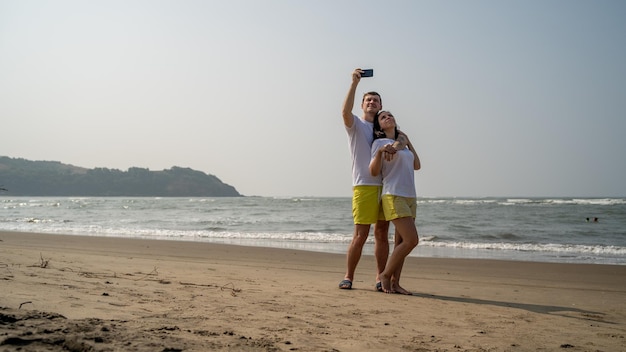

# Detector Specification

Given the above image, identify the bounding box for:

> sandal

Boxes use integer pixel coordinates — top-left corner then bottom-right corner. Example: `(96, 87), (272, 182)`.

(338, 279), (352, 289)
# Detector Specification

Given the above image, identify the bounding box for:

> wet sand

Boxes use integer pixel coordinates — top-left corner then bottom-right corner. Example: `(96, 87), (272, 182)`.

(1, 231), (625, 351)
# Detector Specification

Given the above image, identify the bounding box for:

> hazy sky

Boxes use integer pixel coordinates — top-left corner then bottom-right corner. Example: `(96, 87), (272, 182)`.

(1, 1), (625, 197)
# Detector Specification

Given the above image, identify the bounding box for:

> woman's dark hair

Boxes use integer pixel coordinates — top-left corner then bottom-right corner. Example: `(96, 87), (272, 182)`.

(373, 111), (399, 140)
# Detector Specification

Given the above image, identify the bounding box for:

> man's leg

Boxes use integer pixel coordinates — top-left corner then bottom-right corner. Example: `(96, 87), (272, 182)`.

(341, 186), (377, 289)
(341, 224), (371, 288)
(373, 220), (390, 284)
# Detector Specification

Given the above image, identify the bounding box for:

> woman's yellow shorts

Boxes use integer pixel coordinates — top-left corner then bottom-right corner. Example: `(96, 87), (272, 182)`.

(381, 194), (416, 221)
(352, 185), (382, 225)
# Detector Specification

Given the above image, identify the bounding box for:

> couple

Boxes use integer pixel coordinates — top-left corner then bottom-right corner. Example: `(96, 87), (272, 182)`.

(339, 68), (421, 295)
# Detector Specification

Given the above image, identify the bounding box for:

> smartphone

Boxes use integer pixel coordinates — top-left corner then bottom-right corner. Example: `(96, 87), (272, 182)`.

(361, 69), (374, 78)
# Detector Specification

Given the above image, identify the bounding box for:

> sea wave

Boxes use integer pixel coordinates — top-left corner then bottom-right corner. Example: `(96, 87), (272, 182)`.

(416, 197), (626, 206)
(2, 196), (625, 265)
(422, 240), (626, 256)
(3, 222), (624, 258)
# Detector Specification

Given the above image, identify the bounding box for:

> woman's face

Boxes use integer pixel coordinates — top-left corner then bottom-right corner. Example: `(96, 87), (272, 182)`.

(377, 111), (396, 130)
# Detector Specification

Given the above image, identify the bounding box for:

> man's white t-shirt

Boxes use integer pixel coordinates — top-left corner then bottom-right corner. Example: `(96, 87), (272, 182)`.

(371, 138), (416, 198)
(345, 114), (382, 186)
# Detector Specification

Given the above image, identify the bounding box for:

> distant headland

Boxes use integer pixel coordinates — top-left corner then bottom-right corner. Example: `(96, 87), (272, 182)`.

(0, 156), (242, 197)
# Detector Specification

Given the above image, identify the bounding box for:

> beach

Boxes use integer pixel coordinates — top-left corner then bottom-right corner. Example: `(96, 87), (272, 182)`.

(1, 231), (624, 351)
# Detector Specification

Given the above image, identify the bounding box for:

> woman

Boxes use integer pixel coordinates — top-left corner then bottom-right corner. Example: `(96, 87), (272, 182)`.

(369, 111), (421, 294)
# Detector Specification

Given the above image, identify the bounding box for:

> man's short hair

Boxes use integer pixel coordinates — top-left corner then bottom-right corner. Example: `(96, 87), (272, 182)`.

(362, 91), (381, 104)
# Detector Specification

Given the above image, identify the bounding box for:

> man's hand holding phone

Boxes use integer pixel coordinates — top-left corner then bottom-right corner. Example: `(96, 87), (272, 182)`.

(360, 69), (373, 78)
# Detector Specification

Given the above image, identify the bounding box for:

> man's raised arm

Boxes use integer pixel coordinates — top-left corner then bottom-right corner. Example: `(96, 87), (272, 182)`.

(342, 69), (362, 128)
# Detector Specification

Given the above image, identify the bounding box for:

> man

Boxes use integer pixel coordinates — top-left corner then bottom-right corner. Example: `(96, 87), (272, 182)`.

(339, 68), (404, 290)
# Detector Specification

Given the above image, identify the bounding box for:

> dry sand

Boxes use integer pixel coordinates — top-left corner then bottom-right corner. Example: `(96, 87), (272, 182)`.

(0, 231), (624, 351)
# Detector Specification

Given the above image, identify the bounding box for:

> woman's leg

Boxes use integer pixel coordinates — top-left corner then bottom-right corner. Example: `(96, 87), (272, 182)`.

(380, 217), (418, 293)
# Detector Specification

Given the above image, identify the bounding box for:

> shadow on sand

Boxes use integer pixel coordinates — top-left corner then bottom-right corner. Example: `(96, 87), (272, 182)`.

(408, 292), (612, 324)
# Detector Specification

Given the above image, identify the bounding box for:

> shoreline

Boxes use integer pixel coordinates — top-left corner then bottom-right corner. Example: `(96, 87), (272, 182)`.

(2, 195), (624, 267)
(1, 230), (625, 351)
(2, 229), (624, 266)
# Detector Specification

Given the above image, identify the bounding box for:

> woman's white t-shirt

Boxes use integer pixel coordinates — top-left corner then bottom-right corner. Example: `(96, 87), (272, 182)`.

(371, 138), (416, 198)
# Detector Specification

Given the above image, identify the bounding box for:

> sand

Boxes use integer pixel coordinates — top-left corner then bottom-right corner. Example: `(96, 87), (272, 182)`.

(0, 231), (624, 351)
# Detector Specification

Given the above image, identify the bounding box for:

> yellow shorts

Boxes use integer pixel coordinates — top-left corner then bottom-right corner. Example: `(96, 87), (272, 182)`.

(381, 194), (416, 221)
(352, 185), (382, 225)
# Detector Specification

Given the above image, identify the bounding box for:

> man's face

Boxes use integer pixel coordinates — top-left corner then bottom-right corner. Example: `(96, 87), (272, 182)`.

(362, 94), (381, 114)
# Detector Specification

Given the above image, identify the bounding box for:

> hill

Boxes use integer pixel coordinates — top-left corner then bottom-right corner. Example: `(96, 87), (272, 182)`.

(0, 156), (242, 197)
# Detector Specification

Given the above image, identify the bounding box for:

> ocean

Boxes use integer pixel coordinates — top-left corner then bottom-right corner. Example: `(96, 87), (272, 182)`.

(1, 196), (624, 265)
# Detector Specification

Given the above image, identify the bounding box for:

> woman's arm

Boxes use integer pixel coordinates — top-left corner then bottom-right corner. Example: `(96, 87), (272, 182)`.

(370, 143), (387, 177)
(407, 140), (421, 170)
